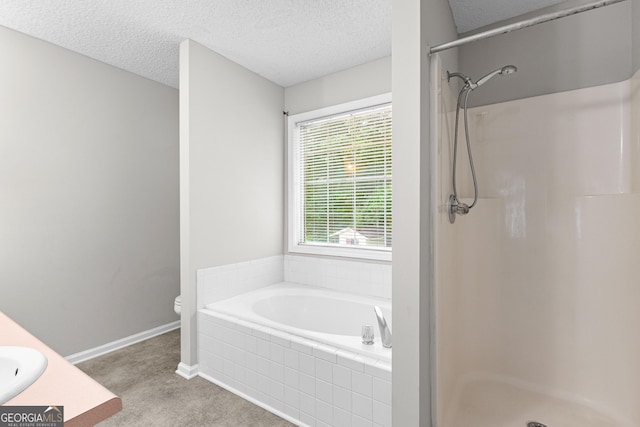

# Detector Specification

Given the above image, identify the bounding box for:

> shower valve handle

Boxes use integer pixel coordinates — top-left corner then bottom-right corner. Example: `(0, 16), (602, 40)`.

(449, 194), (470, 223)
(454, 202), (470, 215)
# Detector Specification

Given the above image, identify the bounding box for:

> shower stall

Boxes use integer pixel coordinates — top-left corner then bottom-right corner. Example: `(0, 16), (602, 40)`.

(429, 1), (640, 426)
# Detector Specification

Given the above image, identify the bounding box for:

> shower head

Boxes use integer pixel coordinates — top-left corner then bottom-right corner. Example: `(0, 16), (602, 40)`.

(501, 65), (517, 75)
(475, 65), (518, 88)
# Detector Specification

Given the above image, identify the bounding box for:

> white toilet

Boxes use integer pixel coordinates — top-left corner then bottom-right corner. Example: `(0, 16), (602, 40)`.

(173, 295), (182, 315)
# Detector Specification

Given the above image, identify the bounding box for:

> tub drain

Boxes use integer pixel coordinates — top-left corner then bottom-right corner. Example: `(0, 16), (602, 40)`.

(527, 422), (548, 427)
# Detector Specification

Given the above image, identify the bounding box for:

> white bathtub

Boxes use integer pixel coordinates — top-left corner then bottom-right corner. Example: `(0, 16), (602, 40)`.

(204, 282), (392, 362)
(198, 282), (393, 426)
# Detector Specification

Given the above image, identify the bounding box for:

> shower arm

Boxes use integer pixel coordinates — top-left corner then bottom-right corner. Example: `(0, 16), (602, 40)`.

(447, 71), (476, 90)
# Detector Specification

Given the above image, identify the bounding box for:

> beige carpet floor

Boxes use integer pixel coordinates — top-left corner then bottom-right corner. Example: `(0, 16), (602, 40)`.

(77, 329), (294, 426)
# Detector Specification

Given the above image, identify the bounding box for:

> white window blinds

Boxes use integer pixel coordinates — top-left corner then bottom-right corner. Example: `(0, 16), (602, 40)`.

(296, 103), (392, 250)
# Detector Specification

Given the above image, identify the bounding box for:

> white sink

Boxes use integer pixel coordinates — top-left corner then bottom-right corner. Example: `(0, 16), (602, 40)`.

(0, 346), (48, 404)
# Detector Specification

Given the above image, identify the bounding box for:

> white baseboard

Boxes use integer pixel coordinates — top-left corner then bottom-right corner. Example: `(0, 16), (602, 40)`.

(66, 320), (180, 365)
(176, 362), (199, 379)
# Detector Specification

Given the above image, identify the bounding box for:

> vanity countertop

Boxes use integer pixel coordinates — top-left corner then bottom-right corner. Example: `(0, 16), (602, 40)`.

(0, 311), (122, 426)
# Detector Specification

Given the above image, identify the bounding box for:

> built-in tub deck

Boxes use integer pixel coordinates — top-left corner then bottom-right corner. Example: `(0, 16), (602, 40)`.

(198, 282), (393, 427)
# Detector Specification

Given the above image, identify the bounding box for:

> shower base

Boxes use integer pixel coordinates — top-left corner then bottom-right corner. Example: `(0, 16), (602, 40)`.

(445, 376), (625, 427)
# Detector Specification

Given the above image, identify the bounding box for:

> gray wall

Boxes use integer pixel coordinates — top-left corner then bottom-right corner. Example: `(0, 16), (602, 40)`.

(284, 56), (391, 115)
(459, 0), (632, 106)
(179, 40), (284, 367)
(0, 25), (180, 356)
(634, 0), (640, 73)
(392, 0), (458, 424)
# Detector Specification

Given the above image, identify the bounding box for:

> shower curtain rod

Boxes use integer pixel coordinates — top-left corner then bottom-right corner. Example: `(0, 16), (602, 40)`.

(429, 0), (628, 54)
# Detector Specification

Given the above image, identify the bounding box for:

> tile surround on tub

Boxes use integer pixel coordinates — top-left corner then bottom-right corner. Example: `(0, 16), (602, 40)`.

(196, 256), (392, 425)
(197, 255), (392, 308)
(198, 309), (392, 427)
(284, 255), (391, 299)
(197, 255), (284, 308)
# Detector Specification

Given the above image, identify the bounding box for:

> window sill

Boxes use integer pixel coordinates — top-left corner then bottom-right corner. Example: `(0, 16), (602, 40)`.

(289, 243), (392, 262)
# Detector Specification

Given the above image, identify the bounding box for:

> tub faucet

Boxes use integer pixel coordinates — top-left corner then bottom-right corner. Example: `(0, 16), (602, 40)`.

(373, 306), (392, 348)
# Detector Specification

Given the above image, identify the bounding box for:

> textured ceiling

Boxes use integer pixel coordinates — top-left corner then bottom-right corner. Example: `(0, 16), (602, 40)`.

(0, 0), (392, 88)
(0, 0), (566, 89)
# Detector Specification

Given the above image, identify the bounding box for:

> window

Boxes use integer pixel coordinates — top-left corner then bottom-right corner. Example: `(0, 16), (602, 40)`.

(288, 94), (392, 260)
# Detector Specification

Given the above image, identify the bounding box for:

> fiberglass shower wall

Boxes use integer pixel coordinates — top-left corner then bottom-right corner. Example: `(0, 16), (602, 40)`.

(433, 54), (640, 426)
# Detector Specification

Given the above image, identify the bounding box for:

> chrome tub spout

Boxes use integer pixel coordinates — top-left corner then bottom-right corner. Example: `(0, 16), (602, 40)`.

(374, 306), (392, 348)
